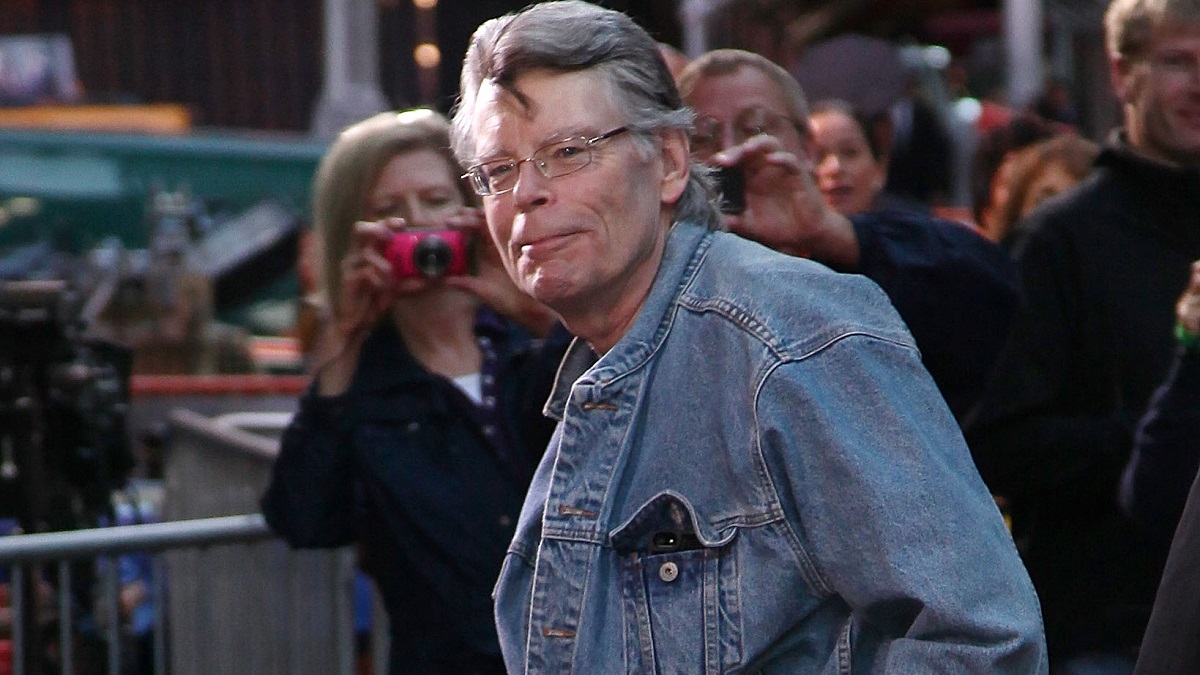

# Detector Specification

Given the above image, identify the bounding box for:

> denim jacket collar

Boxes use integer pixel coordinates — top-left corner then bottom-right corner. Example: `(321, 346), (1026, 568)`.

(545, 221), (711, 420)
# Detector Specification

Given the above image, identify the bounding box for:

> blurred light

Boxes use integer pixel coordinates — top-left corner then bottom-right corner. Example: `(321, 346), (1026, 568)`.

(415, 43), (441, 69)
(953, 97), (982, 125)
(7, 196), (41, 217)
(413, 0), (438, 9)
(924, 45), (952, 70)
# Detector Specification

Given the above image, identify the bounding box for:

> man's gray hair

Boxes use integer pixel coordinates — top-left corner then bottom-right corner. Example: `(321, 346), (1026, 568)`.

(450, 0), (720, 230)
(1105, 0), (1200, 60)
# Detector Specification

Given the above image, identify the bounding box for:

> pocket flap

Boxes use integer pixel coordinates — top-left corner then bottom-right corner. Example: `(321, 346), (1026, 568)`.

(609, 491), (736, 555)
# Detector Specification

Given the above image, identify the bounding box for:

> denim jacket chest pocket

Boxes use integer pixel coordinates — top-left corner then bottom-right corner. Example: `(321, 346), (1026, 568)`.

(609, 491), (744, 674)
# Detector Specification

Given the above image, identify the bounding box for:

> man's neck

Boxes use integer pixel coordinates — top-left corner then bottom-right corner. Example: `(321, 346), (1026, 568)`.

(558, 218), (673, 354)
(1121, 127), (1200, 168)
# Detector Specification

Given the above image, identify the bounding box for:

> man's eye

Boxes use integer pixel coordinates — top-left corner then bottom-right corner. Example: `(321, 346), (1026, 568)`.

(551, 143), (587, 160)
(485, 162), (514, 179)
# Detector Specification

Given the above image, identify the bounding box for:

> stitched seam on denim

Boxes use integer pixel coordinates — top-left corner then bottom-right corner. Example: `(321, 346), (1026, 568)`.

(541, 526), (605, 543)
(582, 229), (714, 394)
(752, 359), (834, 598)
(508, 538), (538, 565)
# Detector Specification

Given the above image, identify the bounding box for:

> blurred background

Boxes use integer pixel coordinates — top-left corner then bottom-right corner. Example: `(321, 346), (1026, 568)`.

(0, 0), (1117, 372)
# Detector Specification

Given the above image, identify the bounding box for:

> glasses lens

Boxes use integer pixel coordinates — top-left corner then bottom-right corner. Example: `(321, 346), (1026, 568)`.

(736, 108), (787, 142)
(465, 169), (489, 196)
(478, 160), (517, 194)
(536, 138), (593, 178)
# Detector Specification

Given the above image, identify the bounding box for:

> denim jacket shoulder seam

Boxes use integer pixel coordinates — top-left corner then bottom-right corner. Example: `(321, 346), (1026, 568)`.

(751, 358), (836, 597)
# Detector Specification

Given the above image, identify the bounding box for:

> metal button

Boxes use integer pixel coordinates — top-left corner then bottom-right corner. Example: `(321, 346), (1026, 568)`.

(659, 562), (678, 583)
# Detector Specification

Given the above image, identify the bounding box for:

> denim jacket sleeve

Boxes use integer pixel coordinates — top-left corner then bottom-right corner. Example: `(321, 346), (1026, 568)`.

(260, 387), (360, 548)
(756, 332), (1047, 672)
(849, 211), (1018, 420)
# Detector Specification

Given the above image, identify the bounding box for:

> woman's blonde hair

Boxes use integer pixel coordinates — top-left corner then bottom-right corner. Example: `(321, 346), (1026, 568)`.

(311, 109), (475, 315)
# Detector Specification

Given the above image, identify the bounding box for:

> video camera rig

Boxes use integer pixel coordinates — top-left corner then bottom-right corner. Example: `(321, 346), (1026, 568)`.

(0, 279), (133, 534)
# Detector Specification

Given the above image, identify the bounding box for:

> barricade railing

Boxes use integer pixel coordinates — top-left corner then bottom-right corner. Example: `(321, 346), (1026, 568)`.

(0, 514), (360, 675)
(0, 378), (385, 675)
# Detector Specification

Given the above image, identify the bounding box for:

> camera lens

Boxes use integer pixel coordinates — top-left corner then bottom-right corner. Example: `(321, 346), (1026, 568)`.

(412, 235), (453, 277)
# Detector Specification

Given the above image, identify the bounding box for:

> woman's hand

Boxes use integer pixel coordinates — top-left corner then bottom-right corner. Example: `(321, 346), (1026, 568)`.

(334, 219), (403, 338)
(314, 218), (423, 395)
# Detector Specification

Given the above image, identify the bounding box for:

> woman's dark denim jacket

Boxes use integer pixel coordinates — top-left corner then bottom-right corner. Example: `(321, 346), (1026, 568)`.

(261, 310), (567, 674)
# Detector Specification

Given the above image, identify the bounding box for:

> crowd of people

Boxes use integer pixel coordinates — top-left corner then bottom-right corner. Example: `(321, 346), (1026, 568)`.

(259, 0), (1200, 673)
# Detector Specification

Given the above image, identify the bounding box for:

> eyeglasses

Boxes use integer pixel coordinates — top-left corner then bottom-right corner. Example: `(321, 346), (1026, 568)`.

(691, 108), (800, 155)
(462, 126), (631, 196)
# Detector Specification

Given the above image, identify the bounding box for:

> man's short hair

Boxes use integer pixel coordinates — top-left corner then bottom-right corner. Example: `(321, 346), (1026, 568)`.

(677, 49), (812, 133)
(450, 0), (720, 230)
(1105, 0), (1200, 60)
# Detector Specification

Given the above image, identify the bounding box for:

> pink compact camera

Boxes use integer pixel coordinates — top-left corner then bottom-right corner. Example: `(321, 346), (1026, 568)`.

(385, 228), (475, 280)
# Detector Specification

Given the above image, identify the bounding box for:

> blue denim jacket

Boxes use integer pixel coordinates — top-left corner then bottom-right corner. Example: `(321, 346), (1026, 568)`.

(494, 221), (1047, 674)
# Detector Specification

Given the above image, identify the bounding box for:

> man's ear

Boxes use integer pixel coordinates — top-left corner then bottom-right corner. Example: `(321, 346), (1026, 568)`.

(659, 127), (690, 204)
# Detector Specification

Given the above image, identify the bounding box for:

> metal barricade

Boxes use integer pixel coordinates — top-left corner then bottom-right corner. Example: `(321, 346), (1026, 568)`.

(0, 403), (365, 675)
(0, 511), (360, 667)
(160, 407), (361, 675)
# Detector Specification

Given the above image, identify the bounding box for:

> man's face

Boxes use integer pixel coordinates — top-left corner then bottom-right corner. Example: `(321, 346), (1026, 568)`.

(469, 69), (687, 317)
(1114, 21), (1200, 164)
(682, 66), (807, 160)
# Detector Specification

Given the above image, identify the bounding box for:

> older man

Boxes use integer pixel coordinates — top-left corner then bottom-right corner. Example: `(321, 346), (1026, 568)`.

(450, 2), (1047, 673)
(677, 49), (1018, 423)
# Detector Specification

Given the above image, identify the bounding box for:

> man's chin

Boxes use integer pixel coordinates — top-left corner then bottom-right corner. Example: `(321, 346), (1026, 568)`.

(521, 269), (575, 309)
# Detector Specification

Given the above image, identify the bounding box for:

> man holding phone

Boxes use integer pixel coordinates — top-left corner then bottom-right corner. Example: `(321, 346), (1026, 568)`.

(679, 50), (1016, 421)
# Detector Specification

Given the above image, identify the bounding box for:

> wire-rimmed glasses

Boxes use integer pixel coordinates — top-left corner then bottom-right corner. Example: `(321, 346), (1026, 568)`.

(462, 126), (631, 196)
(691, 108), (801, 156)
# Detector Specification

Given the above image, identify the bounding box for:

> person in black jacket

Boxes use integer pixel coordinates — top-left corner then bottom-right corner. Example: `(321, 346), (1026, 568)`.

(1127, 259), (1200, 675)
(964, 0), (1200, 670)
(678, 49), (1018, 422)
(260, 109), (566, 675)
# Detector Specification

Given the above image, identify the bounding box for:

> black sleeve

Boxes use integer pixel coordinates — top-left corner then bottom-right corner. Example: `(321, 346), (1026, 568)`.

(1120, 349), (1200, 530)
(847, 210), (1019, 420)
(260, 386), (360, 548)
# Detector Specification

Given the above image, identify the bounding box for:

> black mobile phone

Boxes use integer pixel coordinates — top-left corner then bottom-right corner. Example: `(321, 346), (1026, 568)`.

(715, 164), (745, 215)
(648, 530), (702, 554)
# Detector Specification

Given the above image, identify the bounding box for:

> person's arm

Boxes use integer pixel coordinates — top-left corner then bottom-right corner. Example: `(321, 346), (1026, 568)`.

(260, 386), (359, 548)
(758, 334), (1046, 671)
(1119, 349), (1200, 529)
(1120, 261), (1200, 529)
(848, 211), (1019, 419)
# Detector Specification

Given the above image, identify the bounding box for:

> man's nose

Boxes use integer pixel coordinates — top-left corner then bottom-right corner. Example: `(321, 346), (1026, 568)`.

(512, 160), (551, 210)
(720, 124), (740, 151)
(817, 154), (840, 173)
